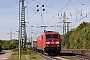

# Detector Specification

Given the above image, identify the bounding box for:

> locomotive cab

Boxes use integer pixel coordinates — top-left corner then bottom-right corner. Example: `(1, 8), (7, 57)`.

(45, 33), (61, 54)
(36, 31), (61, 55)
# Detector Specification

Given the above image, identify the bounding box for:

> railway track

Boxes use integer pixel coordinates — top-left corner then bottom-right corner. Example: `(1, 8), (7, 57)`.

(39, 53), (69, 60)
(41, 53), (90, 60)
(61, 55), (90, 60)
(61, 49), (90, 60)
(38, 49), (90, 60)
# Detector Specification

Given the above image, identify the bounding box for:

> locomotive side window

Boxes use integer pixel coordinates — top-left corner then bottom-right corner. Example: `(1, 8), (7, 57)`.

(46, 34), (58, 39)
(42, 36), (43, 39)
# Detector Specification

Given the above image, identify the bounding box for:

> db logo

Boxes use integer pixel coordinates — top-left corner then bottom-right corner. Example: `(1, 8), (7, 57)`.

(51, 42), (54, 44)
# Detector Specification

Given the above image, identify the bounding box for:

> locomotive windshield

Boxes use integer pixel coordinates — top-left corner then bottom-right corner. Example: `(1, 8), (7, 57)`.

(46, 34), (58, 39)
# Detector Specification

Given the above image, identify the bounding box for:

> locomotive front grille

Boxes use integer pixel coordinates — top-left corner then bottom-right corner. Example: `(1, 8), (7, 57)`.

(46, 44), (60, 47)
(44, 47), (61, 53)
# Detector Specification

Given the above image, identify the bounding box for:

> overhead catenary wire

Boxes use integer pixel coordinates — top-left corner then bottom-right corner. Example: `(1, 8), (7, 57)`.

(32, 0), (63, 13)
(27, 0), (72, 34)
(27, 0), (89, 25)
(27, 0), (49, 33)
(31, 0), (73, 30)
(27, 0), (48, 21)
(28, 0), (73, 25)
(46, 0), (72, 24)
(28, 0), (89, 32)
(51, 3), (87, 29)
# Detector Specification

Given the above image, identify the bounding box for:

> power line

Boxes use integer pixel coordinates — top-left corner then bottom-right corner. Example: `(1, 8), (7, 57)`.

(28, 0), (72, 25)
(32, 0), (60, 12)
(27, 0), (48, 21)
(7, 29), (15, 40)
(31, 0), (72, 25)
(46, 0), (72, 24)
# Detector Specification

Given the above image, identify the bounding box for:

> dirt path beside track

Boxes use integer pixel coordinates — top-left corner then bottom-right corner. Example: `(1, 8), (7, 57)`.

(0, 50), (12, 60)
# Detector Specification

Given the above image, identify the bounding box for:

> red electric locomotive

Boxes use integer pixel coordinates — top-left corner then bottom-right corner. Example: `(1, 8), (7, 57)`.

(36, 31), (61, 55)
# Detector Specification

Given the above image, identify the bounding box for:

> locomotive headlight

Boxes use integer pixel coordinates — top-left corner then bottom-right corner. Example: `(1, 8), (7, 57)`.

(57, 45), (59, 47)
(46, 42), (50, 44)
(46, 45), (48, 47)
(55, 42), (59, 44)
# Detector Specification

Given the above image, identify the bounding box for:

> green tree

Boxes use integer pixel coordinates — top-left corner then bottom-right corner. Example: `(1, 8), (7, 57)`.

(10, 39), (19, 49)
(62, 22), (90, 49)
(0, 40), (3, 51)
(2, 39), (19, 50)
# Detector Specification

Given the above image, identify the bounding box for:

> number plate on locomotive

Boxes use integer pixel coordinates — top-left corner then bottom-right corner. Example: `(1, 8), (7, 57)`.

(51, 42), (54, 44)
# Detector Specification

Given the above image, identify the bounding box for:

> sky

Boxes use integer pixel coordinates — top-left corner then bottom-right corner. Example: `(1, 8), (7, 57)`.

(0, 0), (90, 40)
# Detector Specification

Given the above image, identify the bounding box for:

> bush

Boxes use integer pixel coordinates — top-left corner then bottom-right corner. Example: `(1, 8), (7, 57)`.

(0, 40), (3, 51)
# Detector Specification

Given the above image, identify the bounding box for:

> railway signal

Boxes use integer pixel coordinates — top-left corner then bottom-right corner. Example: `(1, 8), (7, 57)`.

(36, 4), (45, 26)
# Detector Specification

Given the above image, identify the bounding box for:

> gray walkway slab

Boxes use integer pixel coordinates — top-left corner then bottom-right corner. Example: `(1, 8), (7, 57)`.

(0, 50), (12, 60)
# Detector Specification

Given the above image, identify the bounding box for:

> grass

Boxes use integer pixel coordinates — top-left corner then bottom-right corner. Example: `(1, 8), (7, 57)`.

(28, 53), (45, 60)
(8, 48), (45, 60)
(8, 55), (28, 60)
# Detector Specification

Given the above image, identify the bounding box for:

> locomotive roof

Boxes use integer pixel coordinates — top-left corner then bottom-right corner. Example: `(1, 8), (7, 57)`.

(36, 31), (60, 39)
(43, 31), (59, 34)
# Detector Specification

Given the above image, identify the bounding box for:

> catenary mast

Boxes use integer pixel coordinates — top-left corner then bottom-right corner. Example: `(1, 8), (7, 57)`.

(20, 0), (27, 48)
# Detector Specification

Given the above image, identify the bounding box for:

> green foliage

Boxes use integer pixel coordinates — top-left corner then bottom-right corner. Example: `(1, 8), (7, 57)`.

(62, 22), (90, 49)
(11, 49), (38, 60)
(8, 55), (28, 60)
(26, 42), (31, 45)
(30, 56), (36, 59)
(2, 39), (18, 50)
(9, 49), (44, 60)
(0, 40), (3, 51)
(12, 49), (38, 55)
(10, 40), (19, 49)
(76, 21), (87, 31)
